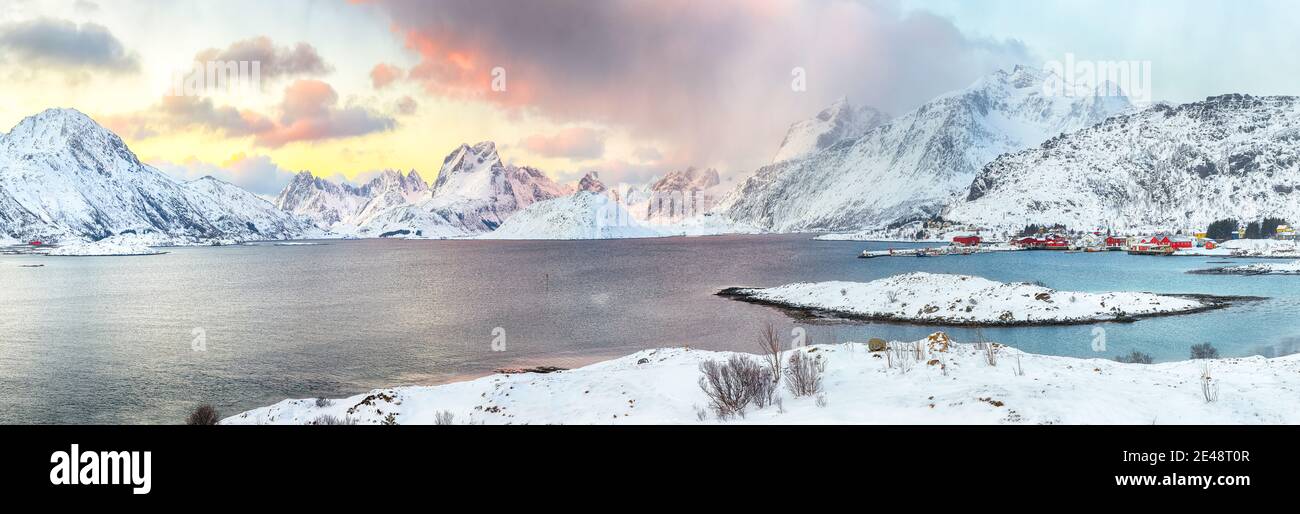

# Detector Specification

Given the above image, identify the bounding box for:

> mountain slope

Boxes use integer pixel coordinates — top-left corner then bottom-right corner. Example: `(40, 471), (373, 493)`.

(720, 66), (1133, 232)
(0, 108), (314, 242)
(946, 94), (1300, 231)
(771, 97), (889, 163)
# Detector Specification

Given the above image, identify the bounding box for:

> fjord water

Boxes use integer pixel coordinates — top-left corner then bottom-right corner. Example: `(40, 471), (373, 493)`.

(2, 234), (1297, 424)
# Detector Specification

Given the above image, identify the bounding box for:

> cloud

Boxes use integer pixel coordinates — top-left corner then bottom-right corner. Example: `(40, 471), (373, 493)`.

(518, 127), (605, 160)
(395, 95), (418, 115)
(0, 17), (139, 72)
(103, 80), (395, 147)
(255, 79), (396, 147)
(155, 154), (297, 196)
(361, 0), (1032, 173)
(370, 63), (404, 89)
(193, 36), (331, 79)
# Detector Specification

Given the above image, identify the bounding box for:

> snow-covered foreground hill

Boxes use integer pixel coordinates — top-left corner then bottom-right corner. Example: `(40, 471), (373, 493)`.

(719, 66), (1132, 232)
(947, 94), (1300, 231)
(719, 272), (1227, 325)
(0, 109), (318, 243)
(225, 337), (1300, 425)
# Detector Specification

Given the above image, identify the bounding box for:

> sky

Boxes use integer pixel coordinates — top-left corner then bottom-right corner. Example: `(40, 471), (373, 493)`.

(1, 0), (1298, 196)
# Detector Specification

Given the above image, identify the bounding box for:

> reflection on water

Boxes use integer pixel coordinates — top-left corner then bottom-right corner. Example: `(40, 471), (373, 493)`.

(1, 234), (1297, 424)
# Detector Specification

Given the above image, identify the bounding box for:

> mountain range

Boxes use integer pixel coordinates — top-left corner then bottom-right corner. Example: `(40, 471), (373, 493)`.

(10, 66), (1300, 244)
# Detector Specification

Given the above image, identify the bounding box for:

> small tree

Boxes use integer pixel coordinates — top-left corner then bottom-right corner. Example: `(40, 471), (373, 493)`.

(698, 355), (772, 419)
(186, 404), (220, 425)
(1190, 343), (1220, 359)
(1261, 217), (1288, 238)
(756, 320), (783, 384)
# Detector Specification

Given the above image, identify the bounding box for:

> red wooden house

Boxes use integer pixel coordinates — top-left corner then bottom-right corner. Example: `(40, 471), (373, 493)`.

(952, 235), (982, 246)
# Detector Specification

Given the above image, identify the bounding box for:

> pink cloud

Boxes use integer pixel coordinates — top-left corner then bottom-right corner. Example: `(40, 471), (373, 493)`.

(518, 127), (606, 159)
(370, 63), (404, 89)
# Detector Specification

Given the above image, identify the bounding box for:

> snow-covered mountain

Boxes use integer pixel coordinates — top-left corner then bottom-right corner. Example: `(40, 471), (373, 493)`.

(649, 167), (720, 193)
(0, 108), (315, 242)
(771, 97), (890, 163)
(720, 66), (1134, 232)
(577, 171), (606, 193)
(274, 169), (428, 228)
(353, 142), (571, 237)
(480, 191), (665, 240)
(946, 94), (1300, 231)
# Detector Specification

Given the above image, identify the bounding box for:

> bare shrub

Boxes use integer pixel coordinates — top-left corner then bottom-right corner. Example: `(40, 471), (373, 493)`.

(434, 411), (455, 425)
(694, 404), (709, 422)
(698, 355), (772, 419)
(784, 351), (825, 397)
(312, 414), (356, 425)
(885, 342), (917, 373)
(885, 289), (899, 303)
(1116, 350), (1154, 364)
(315, 397), (332, 408)
(1190, 343), (1220, 360)
(185, 404), (220, 425)
(756, 320), (783, 384)
(814, 394), (828, 408)
(984, 343), (999, 367)
(1200, 363), (1219, 403)
(1012, 355), (1024, 376)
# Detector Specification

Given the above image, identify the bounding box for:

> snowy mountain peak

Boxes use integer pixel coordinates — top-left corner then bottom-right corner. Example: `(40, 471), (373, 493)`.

(771, 97), (890, 163)
(650, 167), (721, 192)
(1, 107), (144, 171)
(578, 171), (607, 193)
(435, 141), (503, 191)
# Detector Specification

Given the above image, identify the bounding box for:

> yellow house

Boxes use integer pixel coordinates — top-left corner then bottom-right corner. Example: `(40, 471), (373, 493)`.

(1277, 225), (1296, 240)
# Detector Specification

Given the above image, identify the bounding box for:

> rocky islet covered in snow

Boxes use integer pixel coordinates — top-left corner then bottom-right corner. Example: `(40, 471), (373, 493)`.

(718, 272), (1246, 326)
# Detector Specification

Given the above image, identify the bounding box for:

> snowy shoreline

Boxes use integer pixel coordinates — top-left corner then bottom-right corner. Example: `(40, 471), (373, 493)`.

(1189, 260), (1300, 275)
(224, 336), (1300, 425)
(717, 272), (1252, 326)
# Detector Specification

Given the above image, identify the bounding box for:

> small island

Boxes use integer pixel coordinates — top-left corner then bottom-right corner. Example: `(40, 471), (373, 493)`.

(718, 272), (1252, 326)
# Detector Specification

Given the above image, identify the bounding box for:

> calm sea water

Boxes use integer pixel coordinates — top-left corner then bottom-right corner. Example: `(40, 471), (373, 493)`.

(2, 234), (1298, 424)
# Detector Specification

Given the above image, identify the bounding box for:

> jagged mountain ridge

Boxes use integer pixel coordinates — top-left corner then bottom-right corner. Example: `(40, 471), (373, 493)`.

(274, 169), (429, 228)
(350, 141), (572, 237)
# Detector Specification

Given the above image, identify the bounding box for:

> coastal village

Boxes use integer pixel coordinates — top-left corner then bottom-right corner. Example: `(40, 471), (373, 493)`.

(861, 219), (1300, 258)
